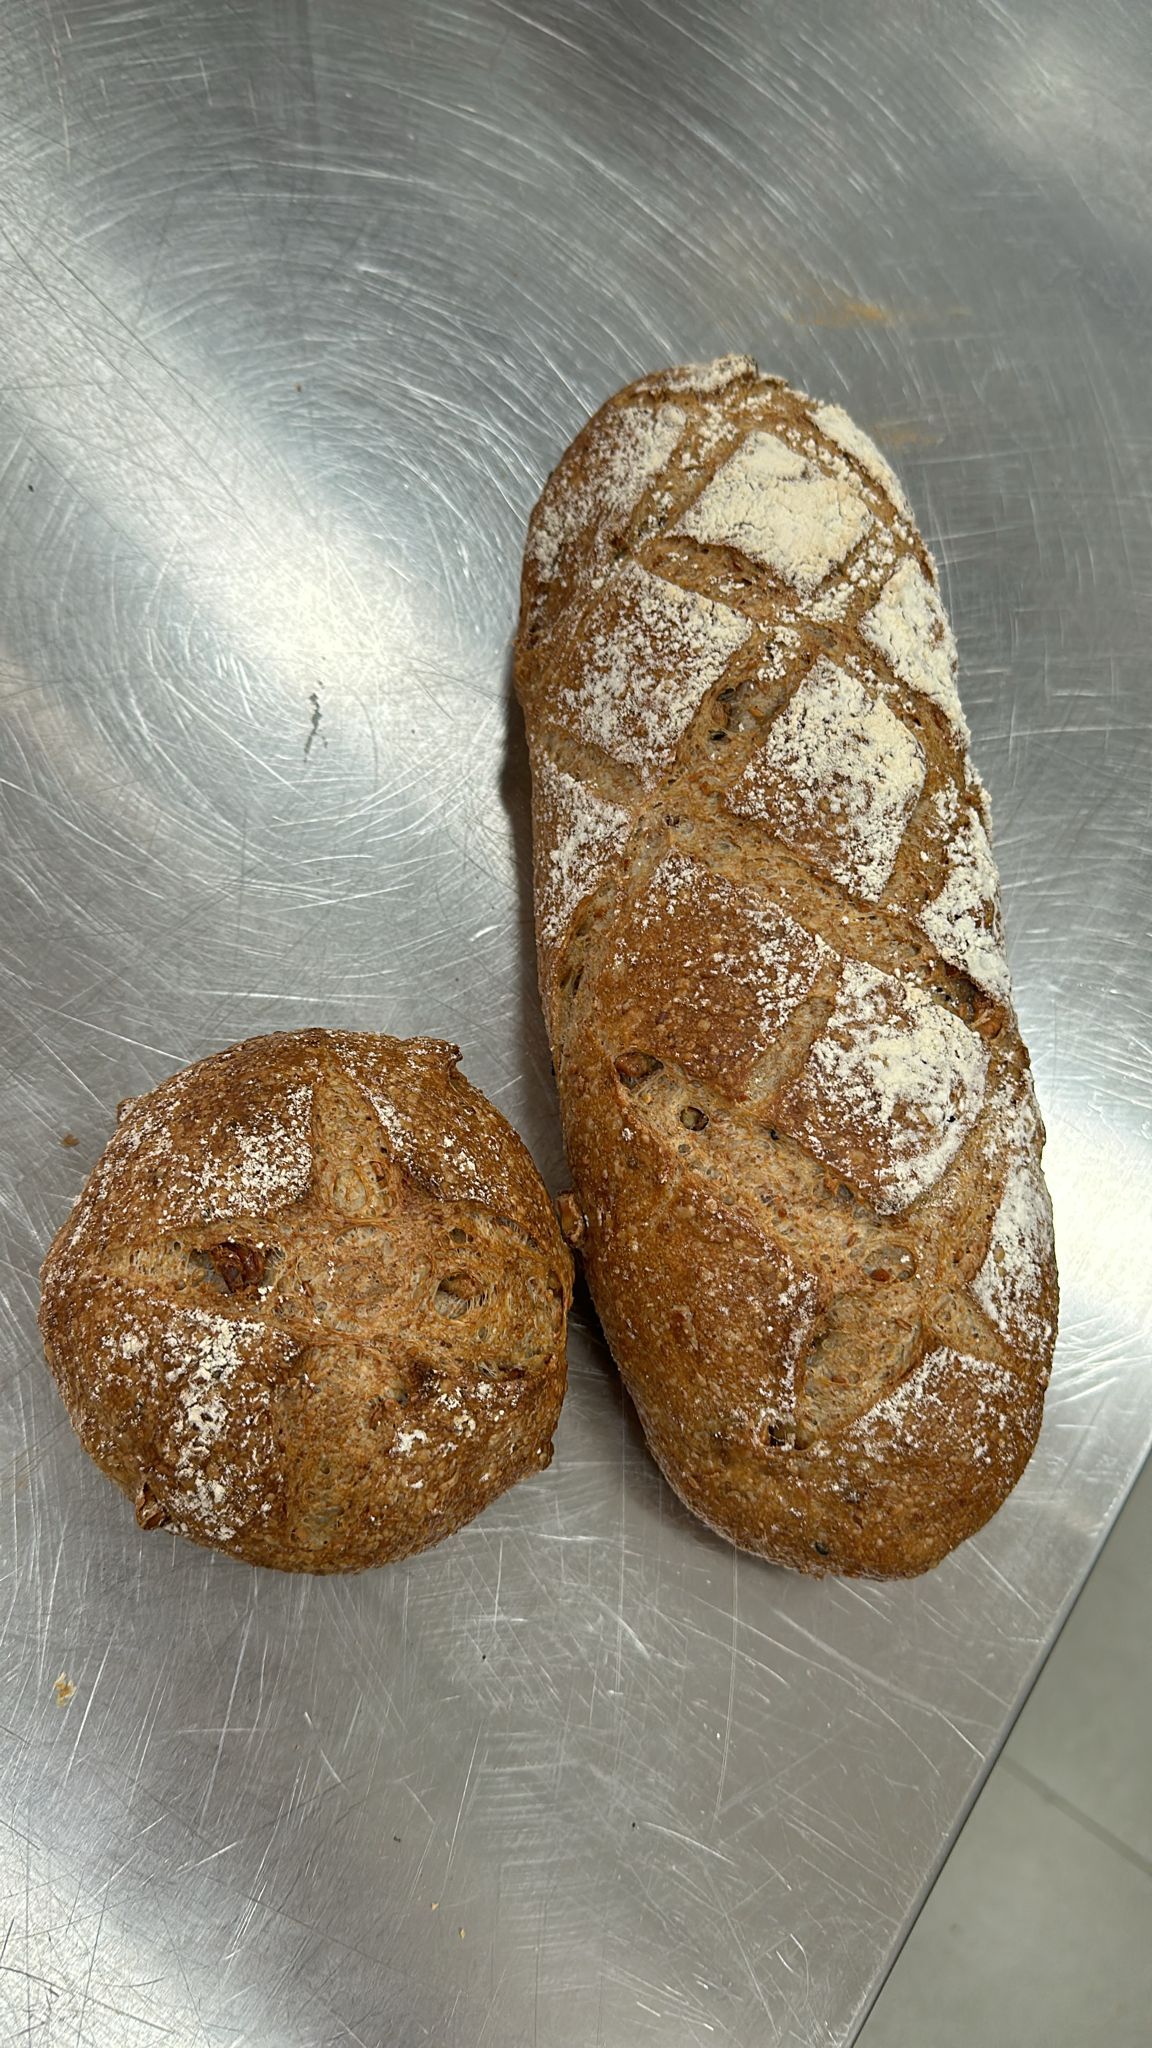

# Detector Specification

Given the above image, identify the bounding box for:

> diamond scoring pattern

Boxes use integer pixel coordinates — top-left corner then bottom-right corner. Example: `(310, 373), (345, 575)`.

(526, 371), (1014, 1228)
(517, 364), (1055, 1556)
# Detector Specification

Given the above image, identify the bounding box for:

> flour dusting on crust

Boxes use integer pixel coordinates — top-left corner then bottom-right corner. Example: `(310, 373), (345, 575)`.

(158, 1305), (270, 1541)
(808, 583), (851, 623)
(675, 431), (872, 596)
(727, 657), (926, 900)
(533, 753), (632, 946)
(783, 958), (990, 1211)
(810, 402), (913, 519)
(862, 558), (968, 738)
(563, 562), (750, 783)
(530, 404), (685, 582)
(974, 1093), (1055, 1354)
(632, 849), (831, 1051)
(640, 354), (758, 396)
(848, 1347), (1017, 1465)
(918, 789), (1011, 1000)
(197, 1085), (313, 1219)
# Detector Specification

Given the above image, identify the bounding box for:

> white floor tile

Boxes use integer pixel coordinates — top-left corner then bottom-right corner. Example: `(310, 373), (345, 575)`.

(1004, 1460), (1152, 1866)
(860, 1461), (1152, 2047)
(859, 1765), (1152, 2047)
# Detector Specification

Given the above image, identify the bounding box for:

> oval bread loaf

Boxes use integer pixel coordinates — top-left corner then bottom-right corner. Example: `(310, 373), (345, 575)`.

(515, 355), (1057, 1577)
(39, 1030), (572, 1572)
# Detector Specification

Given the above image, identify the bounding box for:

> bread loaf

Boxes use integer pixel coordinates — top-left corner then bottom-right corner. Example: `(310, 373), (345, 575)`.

(515, 355), (1057, 1577)
(39, 1030), (571, 1571)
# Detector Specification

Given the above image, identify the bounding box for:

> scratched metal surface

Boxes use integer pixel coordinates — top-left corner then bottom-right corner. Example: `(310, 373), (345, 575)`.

(1, 1), (1150, 2043)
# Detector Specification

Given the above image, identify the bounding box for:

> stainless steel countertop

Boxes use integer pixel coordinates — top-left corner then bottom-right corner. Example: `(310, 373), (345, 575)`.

(2, 3), (1149, 2043)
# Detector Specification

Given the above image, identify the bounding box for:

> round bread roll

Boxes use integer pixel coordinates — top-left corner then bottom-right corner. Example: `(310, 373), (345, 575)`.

(39, 1030), (572, 1571)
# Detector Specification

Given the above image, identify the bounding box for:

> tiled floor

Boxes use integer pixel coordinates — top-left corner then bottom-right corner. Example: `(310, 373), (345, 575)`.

(860, 1459), (1152, 2048)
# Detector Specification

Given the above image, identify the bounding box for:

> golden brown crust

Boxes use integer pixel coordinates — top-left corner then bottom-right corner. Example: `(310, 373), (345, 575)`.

(516, 357), (1057, 1577)
(39, 1030), (572, 1571)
